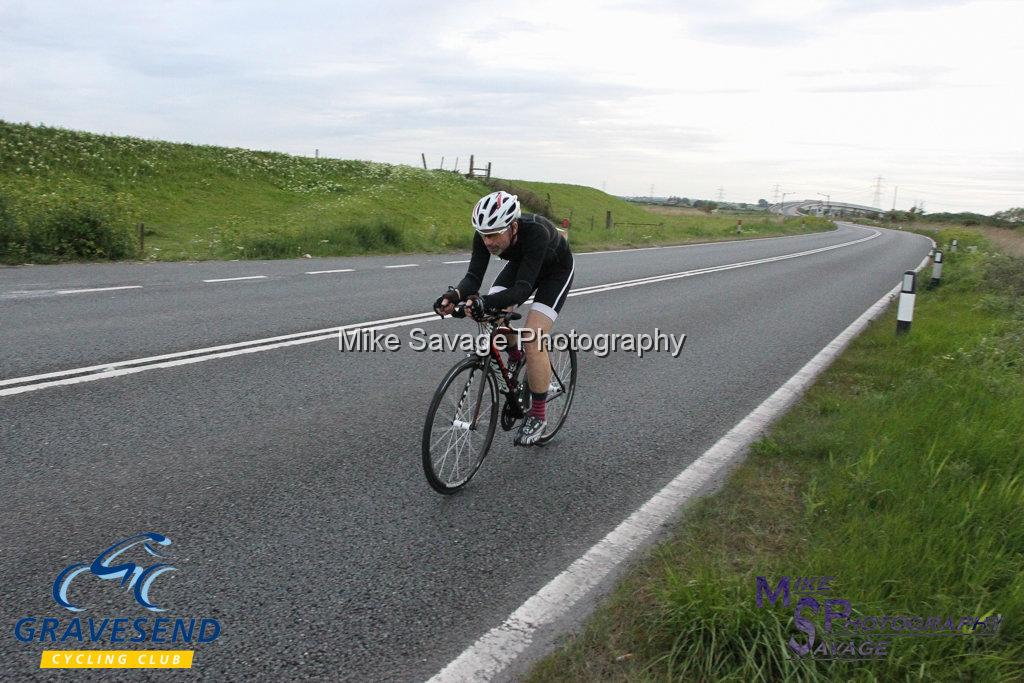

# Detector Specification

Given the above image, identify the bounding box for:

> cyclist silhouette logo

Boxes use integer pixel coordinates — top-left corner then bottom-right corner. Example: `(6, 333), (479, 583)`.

(52, 532), (178, 613)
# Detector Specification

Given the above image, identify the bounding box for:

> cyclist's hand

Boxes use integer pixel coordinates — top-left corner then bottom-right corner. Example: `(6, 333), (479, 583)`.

(433, 287), (460, 317)
(467, 295), (488, 322)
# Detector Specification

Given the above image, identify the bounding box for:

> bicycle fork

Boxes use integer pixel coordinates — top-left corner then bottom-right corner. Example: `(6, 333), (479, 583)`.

(451, 362), (489, 432)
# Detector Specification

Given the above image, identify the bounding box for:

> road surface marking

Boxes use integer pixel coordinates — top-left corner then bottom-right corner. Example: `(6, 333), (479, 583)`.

(1, 229), (889, 396)
(202, 276), (268, 283)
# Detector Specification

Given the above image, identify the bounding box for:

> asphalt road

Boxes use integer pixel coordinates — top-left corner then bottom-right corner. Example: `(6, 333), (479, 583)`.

(0, 223), (931, 680)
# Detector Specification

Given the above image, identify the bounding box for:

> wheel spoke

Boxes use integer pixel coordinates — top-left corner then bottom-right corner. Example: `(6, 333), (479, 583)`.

(424, 359), (497, 490)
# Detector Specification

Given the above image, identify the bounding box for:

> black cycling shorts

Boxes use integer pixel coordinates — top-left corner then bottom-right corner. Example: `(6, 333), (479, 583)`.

(487, 257), (575, 322)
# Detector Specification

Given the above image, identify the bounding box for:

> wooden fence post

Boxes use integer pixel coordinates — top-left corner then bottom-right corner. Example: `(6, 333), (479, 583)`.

(486, 162), (491, 180)
(138, 223), (144, 253)
(605, 211), (613, 230)
(468, 155), (474, 177)
(421, 153), (428, 170)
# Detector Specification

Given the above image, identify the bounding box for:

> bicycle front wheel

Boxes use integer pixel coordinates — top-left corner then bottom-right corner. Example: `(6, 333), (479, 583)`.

(422, 356), (499, 494)
(537, 346), (577, 445)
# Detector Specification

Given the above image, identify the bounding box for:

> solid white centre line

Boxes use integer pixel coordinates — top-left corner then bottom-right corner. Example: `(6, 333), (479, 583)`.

(306, 269), (355, 275)
(385, 264), (418, 269)
(202, 276), (268, 283)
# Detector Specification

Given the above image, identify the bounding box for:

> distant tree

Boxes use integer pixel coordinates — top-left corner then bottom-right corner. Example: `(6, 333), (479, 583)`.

(700, 201), (718, 214)
(758, 198), (769, 208)
(994, 207), (1024, 223)
(680, 197), (691, 206)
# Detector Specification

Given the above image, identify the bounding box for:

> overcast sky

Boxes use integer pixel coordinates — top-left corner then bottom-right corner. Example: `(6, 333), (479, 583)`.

(1, 0), (1021, 213)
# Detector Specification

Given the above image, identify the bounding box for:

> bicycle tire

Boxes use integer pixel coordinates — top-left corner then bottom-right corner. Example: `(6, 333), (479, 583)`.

(537, 346), (578, 445)
(422, 356), (499, 494)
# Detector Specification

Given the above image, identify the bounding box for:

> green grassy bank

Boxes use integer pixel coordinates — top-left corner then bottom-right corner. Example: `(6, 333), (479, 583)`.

(529, 229), (1024, 681)
(0, 121), (830, 263)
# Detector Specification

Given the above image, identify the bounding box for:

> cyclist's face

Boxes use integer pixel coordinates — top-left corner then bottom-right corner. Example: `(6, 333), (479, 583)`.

(481, 221), (516, 254)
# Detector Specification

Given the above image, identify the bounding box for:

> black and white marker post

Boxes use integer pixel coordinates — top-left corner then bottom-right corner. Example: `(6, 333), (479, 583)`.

(930, 249), (944, 288)
(897, 271), (916, 335)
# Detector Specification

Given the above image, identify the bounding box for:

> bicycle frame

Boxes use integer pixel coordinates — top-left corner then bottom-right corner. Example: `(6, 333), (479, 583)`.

(483, 319), (521, 397)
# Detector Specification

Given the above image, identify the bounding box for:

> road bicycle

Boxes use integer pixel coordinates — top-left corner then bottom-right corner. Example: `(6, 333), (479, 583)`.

(421, 304), (578, 494)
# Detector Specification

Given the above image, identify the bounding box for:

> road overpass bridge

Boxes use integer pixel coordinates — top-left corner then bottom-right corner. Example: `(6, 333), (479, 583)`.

(772, 200), (884, 218)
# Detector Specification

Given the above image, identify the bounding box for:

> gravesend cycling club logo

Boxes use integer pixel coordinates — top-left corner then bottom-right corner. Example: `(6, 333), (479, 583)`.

(53, 532), (177, 612)
(12, 532), (222, 670)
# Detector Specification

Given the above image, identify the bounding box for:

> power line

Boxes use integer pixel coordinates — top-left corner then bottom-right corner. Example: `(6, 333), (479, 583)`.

(872, 176), (884, 208)
(772, 184), (780, 202)
(717, 186), (725, 201)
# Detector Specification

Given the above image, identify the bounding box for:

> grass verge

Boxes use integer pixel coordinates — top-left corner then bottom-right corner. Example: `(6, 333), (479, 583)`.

(528, 227), (1024, 681)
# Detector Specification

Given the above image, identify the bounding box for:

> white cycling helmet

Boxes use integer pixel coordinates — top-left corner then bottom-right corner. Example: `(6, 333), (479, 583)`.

(472, 191), (521, 234)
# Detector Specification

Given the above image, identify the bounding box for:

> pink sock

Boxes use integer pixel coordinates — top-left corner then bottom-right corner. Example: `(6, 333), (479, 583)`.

(529, 392), (546, 419)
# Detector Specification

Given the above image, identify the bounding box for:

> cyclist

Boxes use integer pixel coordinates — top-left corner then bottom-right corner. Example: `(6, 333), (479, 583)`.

(434, 190), (575, 446)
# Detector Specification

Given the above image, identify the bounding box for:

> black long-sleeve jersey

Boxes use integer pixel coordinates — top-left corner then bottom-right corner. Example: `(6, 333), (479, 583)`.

(455, 213), (573, 310)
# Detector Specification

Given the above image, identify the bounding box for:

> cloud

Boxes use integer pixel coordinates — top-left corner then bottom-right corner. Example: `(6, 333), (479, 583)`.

(695, 20), (813, 47)
(0, 0), (1020, 213)
(793, 64), (953, 93)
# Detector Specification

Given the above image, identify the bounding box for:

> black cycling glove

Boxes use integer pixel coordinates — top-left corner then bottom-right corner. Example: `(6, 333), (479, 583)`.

(433, 287), (460, 316)
(467, 295), (488, 322)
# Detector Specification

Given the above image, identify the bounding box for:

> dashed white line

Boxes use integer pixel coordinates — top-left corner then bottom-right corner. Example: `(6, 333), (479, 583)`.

(202, 276), (268, 283)
(443, 260), (471, 264)
(384, 264), (419, 269)
(0, 285), (144, 300)
(306, 269), (355, 275)
(56, 285), (143, 295)
(574, 228), (837, 256)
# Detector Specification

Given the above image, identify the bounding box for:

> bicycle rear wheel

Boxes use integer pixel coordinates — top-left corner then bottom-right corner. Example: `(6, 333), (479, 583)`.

(537, 346), (577, 444)
(422, 356), (499, 494)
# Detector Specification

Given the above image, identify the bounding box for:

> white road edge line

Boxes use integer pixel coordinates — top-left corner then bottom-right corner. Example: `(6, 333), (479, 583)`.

(385, 264), (419, 269)
(0, 229), (883, 396)
(426, 244), (934, 683)
(202, 276), (268, 283)
(306, 269), (355, 275)
(443, 260), (471, 264)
